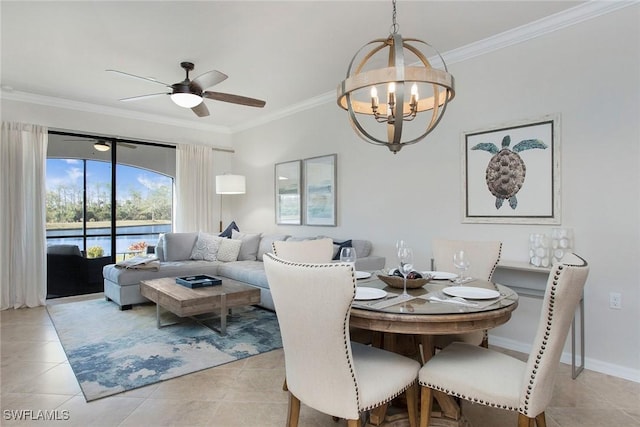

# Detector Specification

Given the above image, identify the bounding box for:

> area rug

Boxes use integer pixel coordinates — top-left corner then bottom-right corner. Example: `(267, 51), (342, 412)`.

(47, 298), (282, 401)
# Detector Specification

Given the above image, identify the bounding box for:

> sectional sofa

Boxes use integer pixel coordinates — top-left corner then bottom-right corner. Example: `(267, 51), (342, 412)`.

(103, 231), (386, 310)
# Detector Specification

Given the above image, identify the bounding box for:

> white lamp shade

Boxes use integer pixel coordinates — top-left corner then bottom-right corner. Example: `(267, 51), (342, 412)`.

(216, 175), (246, 194)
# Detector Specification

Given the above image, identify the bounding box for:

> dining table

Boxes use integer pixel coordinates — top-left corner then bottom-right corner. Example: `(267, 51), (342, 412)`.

(350, 272), (519, 427)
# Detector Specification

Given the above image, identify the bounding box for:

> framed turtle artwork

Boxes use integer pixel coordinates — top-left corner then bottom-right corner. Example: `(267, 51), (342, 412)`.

(462, 115), (561, 224)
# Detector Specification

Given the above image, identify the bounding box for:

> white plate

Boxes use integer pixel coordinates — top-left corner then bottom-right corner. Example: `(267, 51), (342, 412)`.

(355, 287), (387, 300)
(421, 271), (458, 280)
(442, 286), (500, 300)
(355, 271), (372, 280)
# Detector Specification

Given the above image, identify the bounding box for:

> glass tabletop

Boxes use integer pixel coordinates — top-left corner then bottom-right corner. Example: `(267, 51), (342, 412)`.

(352, 274), (518, 315)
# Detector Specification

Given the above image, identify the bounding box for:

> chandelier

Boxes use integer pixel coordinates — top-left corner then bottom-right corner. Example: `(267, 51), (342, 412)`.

(337, 0), (455, 153)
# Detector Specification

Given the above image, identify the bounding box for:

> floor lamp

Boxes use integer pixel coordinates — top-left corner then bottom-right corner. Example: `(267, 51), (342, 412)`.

(215, 174), (246, 232)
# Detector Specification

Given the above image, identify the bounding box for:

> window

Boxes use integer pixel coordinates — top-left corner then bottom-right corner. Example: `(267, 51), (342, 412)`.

(46, 133), (175, 262)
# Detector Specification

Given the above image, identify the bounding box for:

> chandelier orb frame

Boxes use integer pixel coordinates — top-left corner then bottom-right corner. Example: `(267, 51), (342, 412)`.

(337, 2), (455, 153)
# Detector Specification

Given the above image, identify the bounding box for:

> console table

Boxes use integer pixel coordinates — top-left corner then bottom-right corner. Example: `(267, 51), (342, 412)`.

(495, 260), (585, 378)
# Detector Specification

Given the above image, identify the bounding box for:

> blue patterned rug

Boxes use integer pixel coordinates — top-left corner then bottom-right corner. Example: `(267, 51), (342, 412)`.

(47, 298), (282, 401)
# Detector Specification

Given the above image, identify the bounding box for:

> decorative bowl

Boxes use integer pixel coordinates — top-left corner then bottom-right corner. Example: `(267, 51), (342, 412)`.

(377, 274), (430, 289)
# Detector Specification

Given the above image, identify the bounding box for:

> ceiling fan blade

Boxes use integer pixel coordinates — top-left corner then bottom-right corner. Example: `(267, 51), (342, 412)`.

(119, 93), (169, 102)
(117, 142), (137, 149)
(203, 91), (266, 108)
(190, 70), (228, 92)
(191, 102), (209, 117)
(106, 69), (172, 87)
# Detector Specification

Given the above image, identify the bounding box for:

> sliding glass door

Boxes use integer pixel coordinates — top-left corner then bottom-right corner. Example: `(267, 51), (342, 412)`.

(46, 132), (175, 297)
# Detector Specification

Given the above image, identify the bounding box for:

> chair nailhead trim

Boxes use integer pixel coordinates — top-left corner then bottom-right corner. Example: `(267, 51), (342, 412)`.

(420, 255), (588, 419)
(519, 262), (565, 416)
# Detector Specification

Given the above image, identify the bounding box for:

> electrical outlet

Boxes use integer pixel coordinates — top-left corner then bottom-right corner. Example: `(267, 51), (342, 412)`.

(609, 292), (622, 309)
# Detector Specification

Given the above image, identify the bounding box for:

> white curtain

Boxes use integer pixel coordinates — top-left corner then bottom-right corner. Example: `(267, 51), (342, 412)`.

(175, 144), (217, 233)
(0, 122), (48, 310)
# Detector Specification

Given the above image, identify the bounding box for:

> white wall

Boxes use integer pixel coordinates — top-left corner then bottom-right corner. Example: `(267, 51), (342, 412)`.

(1, 5), (637, 381)
(231, 7), (639, 380)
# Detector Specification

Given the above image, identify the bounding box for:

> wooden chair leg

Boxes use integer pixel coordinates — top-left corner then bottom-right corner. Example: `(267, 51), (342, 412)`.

(287, 392), (301, 427)
(535, 412), (547, 427)
(282, 377), (288, 391)
(480, 329), (489, 348)
(517, 413), (535, 427)
(346, 420), (360, 427)
(406, 382), (419, 427)
(420, 386), (433, 427)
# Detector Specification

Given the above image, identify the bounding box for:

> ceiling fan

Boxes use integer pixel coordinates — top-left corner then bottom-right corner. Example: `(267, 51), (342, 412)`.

(106, 62), (266, 117)
(64, 138), (136, 152)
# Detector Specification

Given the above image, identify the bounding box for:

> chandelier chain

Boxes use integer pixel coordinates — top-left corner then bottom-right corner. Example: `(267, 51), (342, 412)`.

(390, 0), (399, 35)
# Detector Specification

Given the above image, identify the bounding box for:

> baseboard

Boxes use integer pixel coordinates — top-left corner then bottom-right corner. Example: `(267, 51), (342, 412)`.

(488, 335), (640, 383)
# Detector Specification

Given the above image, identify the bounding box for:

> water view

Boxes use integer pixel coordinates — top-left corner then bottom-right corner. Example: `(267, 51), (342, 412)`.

(46, 157), (173, 260)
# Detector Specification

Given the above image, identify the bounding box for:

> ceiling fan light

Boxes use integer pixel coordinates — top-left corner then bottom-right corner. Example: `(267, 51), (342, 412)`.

(94, 141), (110, 152)
(170, 93), (202, 108)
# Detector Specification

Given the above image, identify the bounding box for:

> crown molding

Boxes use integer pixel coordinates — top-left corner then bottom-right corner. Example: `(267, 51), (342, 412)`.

(0, 90), (232, 134)
(2, 1), (633, 136)
(230, 91), (334, 133)
(441, 0), (636, 65)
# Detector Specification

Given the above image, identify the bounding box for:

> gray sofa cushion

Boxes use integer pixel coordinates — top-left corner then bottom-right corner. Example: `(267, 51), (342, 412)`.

(162, 232), (198, 261)
(216, 261), (270, 290)
(320, 237), (372, 259)
(257, 234), (289, 261)
(103, 260), (222, 286)
(232, 230), (261, 261)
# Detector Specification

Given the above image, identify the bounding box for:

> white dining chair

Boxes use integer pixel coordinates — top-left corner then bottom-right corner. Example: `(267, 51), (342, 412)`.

(272, 238), (334, 263)
(418, 253), (589, 427)
(272, 237), (337, 391)
(263, 254), (421, 427)
(431, 239), (502, 348)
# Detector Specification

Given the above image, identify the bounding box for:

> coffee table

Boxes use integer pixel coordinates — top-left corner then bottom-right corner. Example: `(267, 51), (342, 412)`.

(140, 276), (261, 335)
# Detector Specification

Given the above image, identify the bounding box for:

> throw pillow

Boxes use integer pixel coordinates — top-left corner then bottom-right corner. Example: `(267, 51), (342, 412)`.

(155, 235), (165, 261)
(219, 221), (239, 238)
(216, 238), (243, 262)
(163, 232), (199, 261)
(231, 230), (261, 261)
(190, 232), (223, 261)
(332, 239), (353, 260)
(257, 234), (289, 261)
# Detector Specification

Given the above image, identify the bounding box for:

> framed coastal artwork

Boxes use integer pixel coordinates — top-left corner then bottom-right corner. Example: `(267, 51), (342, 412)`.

(304, 154), (337, 226)
(275, 160), (302, 225)
(462, 115), (561, 224)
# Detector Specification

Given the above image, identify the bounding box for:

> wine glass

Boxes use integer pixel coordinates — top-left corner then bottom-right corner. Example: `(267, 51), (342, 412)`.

(397, 247), (414, 299)
(452, 250), (471, 284)
(340, 247), (357, 268)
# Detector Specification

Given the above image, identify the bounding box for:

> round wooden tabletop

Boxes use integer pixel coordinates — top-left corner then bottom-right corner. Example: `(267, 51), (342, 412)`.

(349, 281), (519, 336)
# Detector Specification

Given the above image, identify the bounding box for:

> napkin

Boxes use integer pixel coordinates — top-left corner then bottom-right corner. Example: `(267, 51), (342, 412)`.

(422, 294), (479, 307)
(355, 295), (416, 310)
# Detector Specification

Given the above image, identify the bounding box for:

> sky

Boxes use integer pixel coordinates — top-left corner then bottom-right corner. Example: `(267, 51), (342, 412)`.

(46, 159), (172, 200)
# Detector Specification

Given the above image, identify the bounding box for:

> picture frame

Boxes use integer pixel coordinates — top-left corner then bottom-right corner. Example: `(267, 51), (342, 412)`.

(275, 160), (302, 225)
(462, 115), (561, 224)
(304, 154), (337, 226)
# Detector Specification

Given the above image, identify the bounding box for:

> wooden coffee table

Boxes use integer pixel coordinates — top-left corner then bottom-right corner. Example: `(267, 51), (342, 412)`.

(140, 276), (261, 335)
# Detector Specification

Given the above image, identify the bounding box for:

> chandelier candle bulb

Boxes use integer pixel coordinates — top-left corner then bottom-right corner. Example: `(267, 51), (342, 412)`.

(371, 86), (379, 109)
(411, 83), (418, 103)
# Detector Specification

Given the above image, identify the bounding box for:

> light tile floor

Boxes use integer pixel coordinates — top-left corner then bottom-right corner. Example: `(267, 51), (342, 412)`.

(1, 296), (639, 427)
